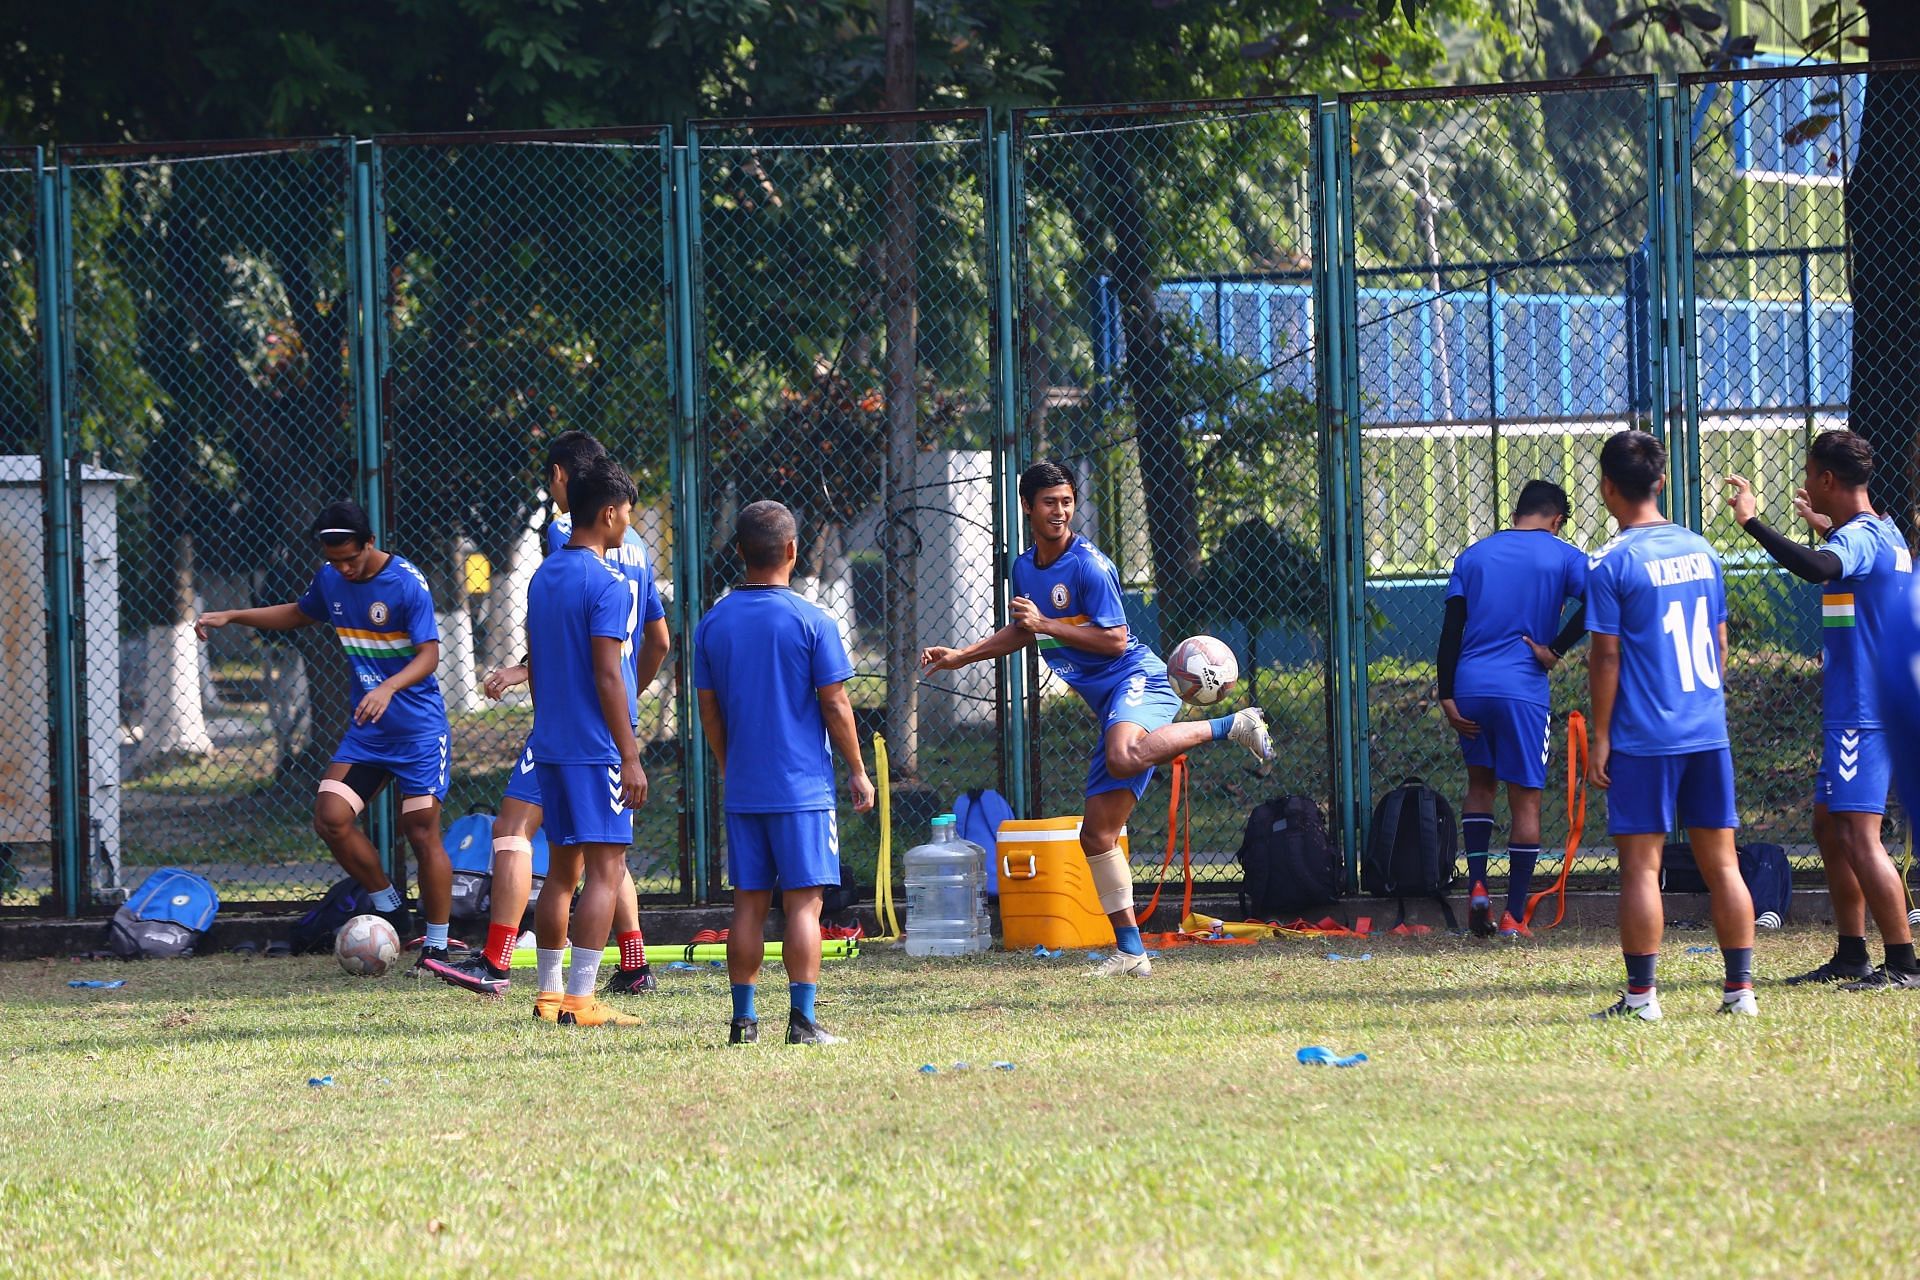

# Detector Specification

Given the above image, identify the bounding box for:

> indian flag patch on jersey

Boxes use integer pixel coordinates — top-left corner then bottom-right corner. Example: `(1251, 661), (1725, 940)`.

(1036, 613), (1088, 650)
(1822, 593), (1856, 627)
(337, 626), (417, 658)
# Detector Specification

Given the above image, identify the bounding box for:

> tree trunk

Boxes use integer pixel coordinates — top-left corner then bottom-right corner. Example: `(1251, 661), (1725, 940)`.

(882, 0), (921, 777)
(131, 530), (214, 770)
(1848, 5), (1920, 544)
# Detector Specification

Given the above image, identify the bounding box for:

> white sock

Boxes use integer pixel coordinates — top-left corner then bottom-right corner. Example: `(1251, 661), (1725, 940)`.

(536, 947), (566, 993)
(1624, 989), (1655, 1008)
(566, 944), (604, 998)
(423, 922), (449, 952)
(369, 885), (402, 913)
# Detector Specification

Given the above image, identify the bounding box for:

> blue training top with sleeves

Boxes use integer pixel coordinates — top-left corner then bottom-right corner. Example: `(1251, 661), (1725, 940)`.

(1874, 574), (1920, 818)
(1819, 513), (1913, 729)
(1585, 522), (1730, 756)
(693, 586), (854, 813)
(295, 553), (448, 748)
(1445, 528), (1588, 705)
(526, 547), (639, 765)
(546, 512), (665, 686)
(1011, 536), (1165, 709)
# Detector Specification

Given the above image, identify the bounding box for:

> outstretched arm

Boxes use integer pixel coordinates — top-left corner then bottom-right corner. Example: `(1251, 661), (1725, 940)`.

(921, 622), (1032, 674)
(194, 603), (313, 640)
(1726, 474), (1843, 583)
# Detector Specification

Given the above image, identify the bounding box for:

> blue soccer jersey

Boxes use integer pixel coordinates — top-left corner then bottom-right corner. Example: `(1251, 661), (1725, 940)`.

(1874, 577), (1920, 819)
(1445, 528), (1588, 706)
(1585, 522), (1730, 756)
(692, 586), (854, 814)
(526, 547), (639, 765)
(1818, 513), (1913, 729)
(546, 510), (666, 687)
(295, 553), (448, 747)
(1010, 537), (1165, 709)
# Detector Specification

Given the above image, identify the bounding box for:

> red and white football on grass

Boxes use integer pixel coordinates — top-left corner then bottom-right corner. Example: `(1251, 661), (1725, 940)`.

(335, 913), (400, 977)
(1167, 634), (1239, 707)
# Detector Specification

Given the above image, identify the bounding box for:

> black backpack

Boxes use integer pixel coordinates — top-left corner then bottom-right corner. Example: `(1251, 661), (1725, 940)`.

(1364, 778), (1458, 928)
(291, 877), (376, 955)
(1661, 841), (1791, 923)
(1236, 794), (1342, 919)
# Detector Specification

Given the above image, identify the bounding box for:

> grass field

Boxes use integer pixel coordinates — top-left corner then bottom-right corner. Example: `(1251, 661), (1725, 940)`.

(3, 929), (1917, 1279)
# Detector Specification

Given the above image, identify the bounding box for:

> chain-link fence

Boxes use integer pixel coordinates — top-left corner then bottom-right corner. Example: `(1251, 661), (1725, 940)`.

(1347, 80), (1659, 878)
(1015, 100), (1329, 885)
(1687, 64), (1879, 866)
(374, 130), (684, 900)
(59, 141), (361, 906)
(687, 112), (1003, 898)
(7, 61), (1917, 916)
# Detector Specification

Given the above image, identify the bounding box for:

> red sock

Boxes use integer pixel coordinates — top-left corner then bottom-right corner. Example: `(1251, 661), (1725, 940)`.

(485, 923), (518, 972)
(618, 930), (646, 971)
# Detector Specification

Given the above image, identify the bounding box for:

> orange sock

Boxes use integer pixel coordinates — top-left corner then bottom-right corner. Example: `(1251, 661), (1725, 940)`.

(485, 923), (518, 971)
(618, 930), (646, 971)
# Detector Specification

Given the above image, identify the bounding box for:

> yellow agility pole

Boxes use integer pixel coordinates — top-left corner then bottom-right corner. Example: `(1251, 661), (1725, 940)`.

(871, 732), (902, 943)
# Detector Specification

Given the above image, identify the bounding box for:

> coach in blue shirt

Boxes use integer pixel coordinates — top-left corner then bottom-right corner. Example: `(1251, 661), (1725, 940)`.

(695, 500), (874, 1046)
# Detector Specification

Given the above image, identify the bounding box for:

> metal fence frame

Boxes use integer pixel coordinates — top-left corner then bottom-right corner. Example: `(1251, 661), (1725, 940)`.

(5, 60), (1910, 915)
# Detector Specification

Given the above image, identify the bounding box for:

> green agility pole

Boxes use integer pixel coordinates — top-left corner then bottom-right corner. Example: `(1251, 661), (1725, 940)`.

(508, 939), (861, 970)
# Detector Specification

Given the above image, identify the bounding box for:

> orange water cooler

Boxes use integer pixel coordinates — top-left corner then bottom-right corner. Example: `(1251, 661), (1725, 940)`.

(994, 817), (1125, 951)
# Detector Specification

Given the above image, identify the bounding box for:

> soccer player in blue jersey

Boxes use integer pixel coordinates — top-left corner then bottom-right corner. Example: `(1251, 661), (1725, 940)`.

(1586, 431), (1757, 1020)
(1874, 568), (1920, 846)
(521, 457), (650, 1027)
(1437, 480), (1589, 939)
(695, 500), (874, 1046)
(429, 431), (671, 998)
(1726, 429), (1920, 989)
(921, 461), (1273, 979)
(195, 500), (455, 970)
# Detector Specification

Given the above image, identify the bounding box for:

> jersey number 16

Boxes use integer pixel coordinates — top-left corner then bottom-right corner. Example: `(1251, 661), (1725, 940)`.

(1661, 596), (1722, 694)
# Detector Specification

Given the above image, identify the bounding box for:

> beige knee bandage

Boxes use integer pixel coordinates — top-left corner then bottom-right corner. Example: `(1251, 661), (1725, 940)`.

(317, 779), (365, 816)
(492, 836), (533, 858)
(400, 794), (436, 814)
(1086, 846), (1133, 914)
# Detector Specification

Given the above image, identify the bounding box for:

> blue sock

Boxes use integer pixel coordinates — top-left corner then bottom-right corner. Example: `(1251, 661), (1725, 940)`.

(1504, 845), (1540, 919)
(731, 983), (756, 1022)
(1721, 947), (1753, 992)
(1462, 813), (1494, 888)
(789, 982), (817, 1022)
(1208, 714), (1235, 741)
(1624, 952), (1657, 995)
(1114, 925), (1145, 957)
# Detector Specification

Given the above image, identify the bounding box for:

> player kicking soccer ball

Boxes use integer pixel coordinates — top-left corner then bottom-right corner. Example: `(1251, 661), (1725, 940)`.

(921, 461), (1272, 978)
(695, 501), (875, 1046)
(1585, 431), (1757, 1021)
(1726, 430), (1920, 991)
(522, 458), (650, 1027)
(427, 431), (670, 998)
(196, 501), (456, 971)
(1437, 480), (1589, 939)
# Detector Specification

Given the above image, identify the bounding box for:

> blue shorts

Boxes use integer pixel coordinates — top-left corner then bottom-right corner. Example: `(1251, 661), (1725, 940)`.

(1086, 668), (1183, 800)
(726, 810), (841, 892)
(1815, 727), (1891, 815)
(1454, 696), (1550, 791)
(503, 738), (542, 805)
(333, 729), (450, 801)
(533, 763), (633, 847)
(1607, 747), (1739, 836)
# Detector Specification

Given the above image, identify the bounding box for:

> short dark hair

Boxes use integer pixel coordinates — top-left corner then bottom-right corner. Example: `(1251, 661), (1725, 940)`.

(567, 456), (637, 531)
(1513, 479), (1571, 521)
(1808, 429), (1873, 488)
(1599, 430), (1666, 503)
(736, 499), (797, 570)
(312, 500), (373, 547)
(545, 430), (606, 484)
(1018, 460), (1076, 506)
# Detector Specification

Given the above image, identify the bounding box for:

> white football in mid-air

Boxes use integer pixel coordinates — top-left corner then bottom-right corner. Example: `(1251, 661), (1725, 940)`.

(335, 913), (401, 977)
(1167, 634), (1240, 707)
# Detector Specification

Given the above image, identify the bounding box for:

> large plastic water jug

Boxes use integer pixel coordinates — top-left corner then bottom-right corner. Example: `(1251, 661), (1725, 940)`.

(903, 813), (991, 957)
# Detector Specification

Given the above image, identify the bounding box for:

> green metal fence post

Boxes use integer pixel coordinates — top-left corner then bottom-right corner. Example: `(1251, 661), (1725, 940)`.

(1315, 100), (1363, 881)
(39, 150), (83, 916)
(1654, 87), (1696, 526)
(1671, 88), (1702, 533)
(1336, 102), (1373, 879)
(991, 121), (1031, 819)
(672, 136), (713, 902)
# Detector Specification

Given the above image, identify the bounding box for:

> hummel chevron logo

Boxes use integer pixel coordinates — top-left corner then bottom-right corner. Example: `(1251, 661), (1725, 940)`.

(607, 767), (624, 813)
(518, 752), (536, 775)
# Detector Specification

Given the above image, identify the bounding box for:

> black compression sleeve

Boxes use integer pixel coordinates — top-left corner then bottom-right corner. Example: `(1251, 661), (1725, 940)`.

(1742, 517), (1844, 584)
(1549, 602), (1587, 658)
(1436, 594), (1467, 699)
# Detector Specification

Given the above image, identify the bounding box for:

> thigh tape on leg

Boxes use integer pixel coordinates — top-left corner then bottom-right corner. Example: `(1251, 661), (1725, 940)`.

(492, 836), (534, 857)
(1086, 846), (1133, 914)
(400, 794), (437, 814)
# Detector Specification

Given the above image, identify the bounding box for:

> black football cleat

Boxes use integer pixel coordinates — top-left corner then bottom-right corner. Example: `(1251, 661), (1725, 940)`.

(603, 963), (658, 995)
(1782, 957), (1875, 986)
(424, 951), (511, 996)
(729, 1017), (759, 1045)
(786, 1011), (844, 1045)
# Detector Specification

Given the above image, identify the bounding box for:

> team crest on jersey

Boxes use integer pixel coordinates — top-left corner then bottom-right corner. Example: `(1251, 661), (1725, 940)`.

(369, 601), (390, 626)
(1050, 583), (1070, 610)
